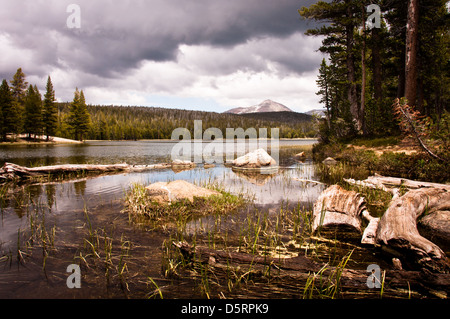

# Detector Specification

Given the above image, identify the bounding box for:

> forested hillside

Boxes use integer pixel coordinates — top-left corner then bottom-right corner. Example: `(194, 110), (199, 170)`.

(1, 67), (316, 142)
(56, 103), (317, 140)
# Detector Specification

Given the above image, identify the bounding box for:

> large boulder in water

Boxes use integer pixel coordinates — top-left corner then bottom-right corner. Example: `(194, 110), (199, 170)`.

(232, 148), (278, 170)
(145, 180), (221, 204)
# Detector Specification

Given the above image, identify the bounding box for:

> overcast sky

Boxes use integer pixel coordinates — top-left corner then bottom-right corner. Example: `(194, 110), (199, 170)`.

(0, 0), (326, 113)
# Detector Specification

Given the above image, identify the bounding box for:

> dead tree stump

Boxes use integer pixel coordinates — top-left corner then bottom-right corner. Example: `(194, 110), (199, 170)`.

(312, 185), (367, 236)
(376, 187), (450, 272)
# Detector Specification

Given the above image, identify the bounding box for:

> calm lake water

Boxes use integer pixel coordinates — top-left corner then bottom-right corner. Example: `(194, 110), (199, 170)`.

(0, 139), (317, 167)
(1, 139), (341, 298)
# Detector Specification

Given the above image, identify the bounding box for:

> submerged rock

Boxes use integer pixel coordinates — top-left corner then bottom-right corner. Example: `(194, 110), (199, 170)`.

(145, 180), (221, 204)
(171, 159), (196, 167)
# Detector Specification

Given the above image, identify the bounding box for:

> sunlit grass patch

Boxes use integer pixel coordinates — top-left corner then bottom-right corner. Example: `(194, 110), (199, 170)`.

(122, 182), (247, 228)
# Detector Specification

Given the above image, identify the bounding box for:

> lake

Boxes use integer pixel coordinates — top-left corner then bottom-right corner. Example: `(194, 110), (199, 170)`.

(0, 139), (391, 299)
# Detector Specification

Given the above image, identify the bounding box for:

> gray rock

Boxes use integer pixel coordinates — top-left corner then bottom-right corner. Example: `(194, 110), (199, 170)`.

(322, 157), (337, 165)
(145, 180), (221, 204)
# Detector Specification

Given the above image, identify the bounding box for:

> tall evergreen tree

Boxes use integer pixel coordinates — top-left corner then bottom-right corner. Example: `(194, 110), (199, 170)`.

(300, 0), (363, 134)
(24, 85), (43, 139)
(300, 0), (449, 140)
(67, 88), (91, 141)
(77, 90), (91, 141)
(43, 76), (57, 141)
(316, 59), (332, 130)
(0, 79), (19, 141)
(9, 68), (28, 133)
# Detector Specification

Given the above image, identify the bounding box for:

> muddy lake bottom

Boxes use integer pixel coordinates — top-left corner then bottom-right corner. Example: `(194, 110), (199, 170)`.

(0, 141), (447, 299)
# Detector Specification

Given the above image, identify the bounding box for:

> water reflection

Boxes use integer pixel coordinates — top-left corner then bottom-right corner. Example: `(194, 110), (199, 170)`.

(0, 163), (323, 250)
(0, 140), (321, 282)
(0, 139), (317, 167)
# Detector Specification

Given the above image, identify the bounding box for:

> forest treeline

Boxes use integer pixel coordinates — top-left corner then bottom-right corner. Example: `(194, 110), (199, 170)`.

(0, 68), (316, 142)
(0, 68), (91, 141)
(299, 0), (449, 141)
(57, 104), (316, 140)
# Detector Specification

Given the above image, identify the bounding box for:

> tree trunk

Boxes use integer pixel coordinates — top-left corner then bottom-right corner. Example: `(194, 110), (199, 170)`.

(346, 6), (361, 132)
(376, 187), (450, 272)
(344, 174), (450, 193)
(371, 27), (383, 106)
(404, 0), (419, 106)
(0, 162), (172, 183)
(174, 241), (450, 296)
(312, 185), (367, 236)
(360, 11), (367, 135)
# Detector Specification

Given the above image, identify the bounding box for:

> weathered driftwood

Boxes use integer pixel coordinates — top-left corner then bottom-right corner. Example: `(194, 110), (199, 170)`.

(376, 187), (450, 272)
(0, 162), (172, 183)
(419, 210), (450, 243)
(173, 241), (450, 296)
(312, 185), (367, 236)
(361, 210), (380, 246)
(314, 179), (449, 272)
(344, 175), (450, 200)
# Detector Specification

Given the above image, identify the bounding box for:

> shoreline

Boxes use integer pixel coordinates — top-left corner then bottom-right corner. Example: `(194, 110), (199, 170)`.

(0, 134), (82, 145)
(2, 137), (318, 145)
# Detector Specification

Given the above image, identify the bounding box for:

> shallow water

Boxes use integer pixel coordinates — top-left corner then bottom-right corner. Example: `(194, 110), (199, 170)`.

(0, 139), (335, 297)
(1, 139), (424, 299)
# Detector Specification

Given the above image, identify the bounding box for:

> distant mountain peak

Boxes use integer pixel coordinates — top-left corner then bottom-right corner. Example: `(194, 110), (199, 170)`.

(225, 100), (293, 114)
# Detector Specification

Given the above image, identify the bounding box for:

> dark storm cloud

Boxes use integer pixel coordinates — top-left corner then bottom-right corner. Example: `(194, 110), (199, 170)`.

(0, 0), (320, 79)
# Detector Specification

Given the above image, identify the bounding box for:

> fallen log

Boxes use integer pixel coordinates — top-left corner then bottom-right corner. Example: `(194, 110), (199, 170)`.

(0, 162), (172, 183)
(376, 187), (450, 272)
(344, 175), (450, 200)
(314, 179), (449, 271)
(419, 210), (450, 244)
(173, 241), (450, 297)
(312, 185), (367, 236)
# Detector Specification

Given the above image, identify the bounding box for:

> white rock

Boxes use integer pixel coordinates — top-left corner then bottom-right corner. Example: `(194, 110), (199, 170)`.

(232, 148), (277, 169)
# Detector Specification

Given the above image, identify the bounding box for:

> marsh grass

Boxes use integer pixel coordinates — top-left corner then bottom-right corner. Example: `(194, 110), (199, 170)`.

(159, 199), (368, 298)
(0, 188), (58, 271)
(302, 249), (354, 299)
(75, 209), (134, 295)
(122, 182), (247, 229)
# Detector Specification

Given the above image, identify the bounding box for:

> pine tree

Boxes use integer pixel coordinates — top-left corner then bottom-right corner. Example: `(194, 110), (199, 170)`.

(67, 88), (91, 141)
(316, 59), (332, 129)
(43, 76), (57, 141)
(77, 90), (91, 141)
(300, 0), (363, 135)
(9, 68), (28, 133)
(24, 85), (43, 139)
(67, 88), (81, 141)
(0, 79), (18, 141)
